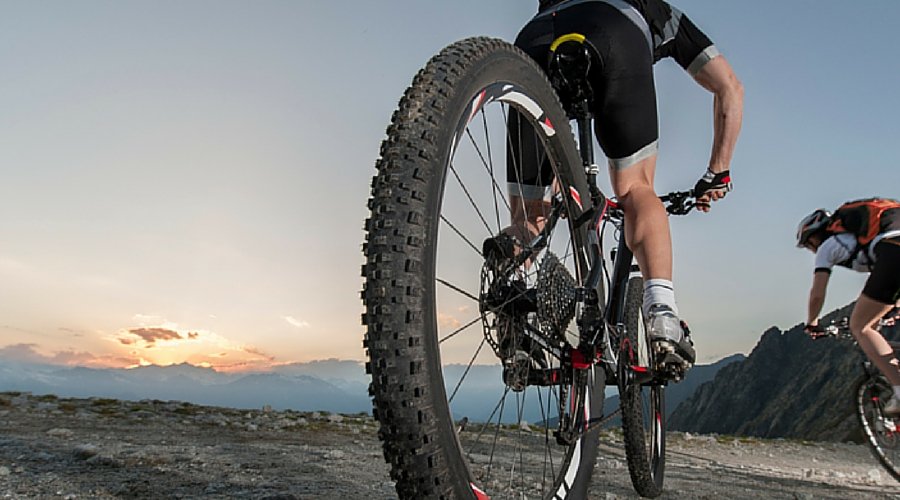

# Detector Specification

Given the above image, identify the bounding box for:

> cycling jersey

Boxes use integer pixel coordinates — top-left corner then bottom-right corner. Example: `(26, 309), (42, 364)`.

(815, 232), (900, 305)
(537, 0), (719, 75)
(814, 211), (900, 273)
(509, 0), (719, 197)
(815, 233), (878, 273)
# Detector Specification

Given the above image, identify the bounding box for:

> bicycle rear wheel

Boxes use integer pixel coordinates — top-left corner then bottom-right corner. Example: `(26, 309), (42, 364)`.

(619, 276), (666, 497)
(856, 374), (900, 481)
(362, 37), (605, 499)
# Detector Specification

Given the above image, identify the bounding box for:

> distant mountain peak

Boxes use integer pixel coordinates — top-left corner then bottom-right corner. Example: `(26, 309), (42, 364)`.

(669, 301), (882, 443)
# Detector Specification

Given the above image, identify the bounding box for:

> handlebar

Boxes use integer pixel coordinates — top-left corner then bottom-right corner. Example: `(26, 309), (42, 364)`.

(659, 190), (700, 216)
(811, 314), (898, 341)
(602, 189), (700, 222)
(810, 318), (852, 340)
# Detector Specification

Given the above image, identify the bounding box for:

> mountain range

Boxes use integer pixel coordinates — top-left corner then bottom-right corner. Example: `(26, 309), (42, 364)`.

(670, 302), (899, 442)
(605, 353), (746, 426)
(0, 350), (741, 426)
(0, 359), (371, 414)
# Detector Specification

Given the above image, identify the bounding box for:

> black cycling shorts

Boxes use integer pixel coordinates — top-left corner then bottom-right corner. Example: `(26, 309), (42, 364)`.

(509, 2), (659, 197)
(863, 237), (900, 304)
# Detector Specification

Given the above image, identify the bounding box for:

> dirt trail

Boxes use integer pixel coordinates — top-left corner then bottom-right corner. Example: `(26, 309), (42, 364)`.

(0, 393), (898, 499)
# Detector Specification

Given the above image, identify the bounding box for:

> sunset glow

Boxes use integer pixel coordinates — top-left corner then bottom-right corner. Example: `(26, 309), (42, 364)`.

(2, 1), (897, 379)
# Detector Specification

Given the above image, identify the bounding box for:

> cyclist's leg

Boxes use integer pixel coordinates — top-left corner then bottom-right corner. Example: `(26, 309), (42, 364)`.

(608, 156), (672, 283)
(852, 239), (900, 386)
(496, 108), (555, 265)
(493, 17), (556, 263)
(587, 9), (692, 362)
(851, 294), (900, 385)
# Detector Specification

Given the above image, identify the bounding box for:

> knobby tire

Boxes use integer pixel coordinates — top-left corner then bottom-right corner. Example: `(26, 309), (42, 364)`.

(620, 276), (666, 497)
(362, 37), (604, 499)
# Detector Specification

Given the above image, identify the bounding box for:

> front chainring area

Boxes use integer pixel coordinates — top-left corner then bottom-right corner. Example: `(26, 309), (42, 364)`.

(479, 249), (579, 392)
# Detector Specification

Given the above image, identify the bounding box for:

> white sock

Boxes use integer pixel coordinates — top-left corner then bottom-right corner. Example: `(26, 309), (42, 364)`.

(643, 279), (678, 317)
(893, 386), (900, 400)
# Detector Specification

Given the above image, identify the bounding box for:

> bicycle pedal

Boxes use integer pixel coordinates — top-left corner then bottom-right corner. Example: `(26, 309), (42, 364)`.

(654, 351), (692, 383)
(651, 339), (675, 355)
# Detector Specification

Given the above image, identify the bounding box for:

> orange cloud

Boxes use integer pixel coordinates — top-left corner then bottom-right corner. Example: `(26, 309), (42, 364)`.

(128, 327), (182, 344)
(438, 312), (462, 330)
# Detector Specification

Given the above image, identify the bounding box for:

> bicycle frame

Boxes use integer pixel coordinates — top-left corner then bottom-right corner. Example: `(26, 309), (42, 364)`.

(544, 40), (696, 387)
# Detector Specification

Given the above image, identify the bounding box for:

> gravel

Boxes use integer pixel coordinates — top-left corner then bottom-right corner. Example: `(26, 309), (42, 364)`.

(0, 392), (898, 499)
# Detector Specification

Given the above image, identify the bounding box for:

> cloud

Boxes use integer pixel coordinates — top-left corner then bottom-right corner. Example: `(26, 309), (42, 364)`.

(128, 327), (183, 344)
(438, 312), (462, 330)
(284, 316), (310, 329)
(243, 346), (275, 361)
(0, 343), (48, 364)
(58, 327), (86, 337)
(0, 343), (139, 368)
(187, 332), (199, 339)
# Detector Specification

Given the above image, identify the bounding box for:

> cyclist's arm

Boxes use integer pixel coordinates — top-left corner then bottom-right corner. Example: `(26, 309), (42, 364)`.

(693, 56), (744, 176)
(807, 270), (830, 326)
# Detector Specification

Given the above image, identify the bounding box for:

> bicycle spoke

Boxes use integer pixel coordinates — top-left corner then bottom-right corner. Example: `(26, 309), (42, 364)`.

(437, 277), (479, 304)
(466, 119), (510, 219)
(448, 161), (493, 236)
(447, 337), (488, 404)
(472, 387), (512, 453)
(537, 386), (555, 494)
(438, 317), (481, 344)
(440, 214), (483, 258)
(515, 389), (529, 493)
(486, 390), (509, 480)
(481, 108), (509, 233)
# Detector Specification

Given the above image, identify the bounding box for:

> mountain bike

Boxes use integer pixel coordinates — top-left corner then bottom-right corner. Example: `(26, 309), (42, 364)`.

(362, 36), (699, 499)
(814, 314), (900, 481)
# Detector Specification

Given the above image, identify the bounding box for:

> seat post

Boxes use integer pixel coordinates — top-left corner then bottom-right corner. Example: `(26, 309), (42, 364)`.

(574, 109), (601, 202)
(548, 35), (604, 203)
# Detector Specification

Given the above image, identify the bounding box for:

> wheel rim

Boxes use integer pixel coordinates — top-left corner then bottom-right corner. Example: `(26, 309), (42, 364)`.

(858, 377), (900, 477)
(432, 82), (595, 498)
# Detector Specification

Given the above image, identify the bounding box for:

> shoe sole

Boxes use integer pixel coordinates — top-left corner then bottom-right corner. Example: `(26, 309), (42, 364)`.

(651, 340), (694, 383)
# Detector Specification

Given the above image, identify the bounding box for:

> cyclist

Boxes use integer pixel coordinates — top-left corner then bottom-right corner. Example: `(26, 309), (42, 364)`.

(497, 0), (743, 369)
(797, 199), (900, 415)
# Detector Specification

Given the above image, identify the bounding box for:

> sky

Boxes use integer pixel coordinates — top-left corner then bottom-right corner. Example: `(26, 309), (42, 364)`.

(1, 0), (898, 371)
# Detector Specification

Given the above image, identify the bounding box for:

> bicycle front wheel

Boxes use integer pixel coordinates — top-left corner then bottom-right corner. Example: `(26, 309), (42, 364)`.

(856, 374), (900, 481)
(362, 37), (604, 499)
(619, 276), (666, 497)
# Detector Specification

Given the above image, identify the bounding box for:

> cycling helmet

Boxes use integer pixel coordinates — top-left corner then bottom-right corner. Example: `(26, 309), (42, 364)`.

(796, 209), (831, 248)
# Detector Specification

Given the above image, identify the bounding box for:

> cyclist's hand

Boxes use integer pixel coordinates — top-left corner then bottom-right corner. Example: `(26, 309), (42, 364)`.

(804, 322), (825, 339)
(693, 169), (732, 213)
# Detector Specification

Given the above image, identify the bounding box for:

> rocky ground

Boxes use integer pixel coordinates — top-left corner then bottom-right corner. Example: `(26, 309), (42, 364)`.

(1, 392), (898, 499)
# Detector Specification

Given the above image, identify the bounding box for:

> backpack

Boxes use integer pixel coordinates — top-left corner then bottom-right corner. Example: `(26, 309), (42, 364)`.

(826, 197), (900, 246)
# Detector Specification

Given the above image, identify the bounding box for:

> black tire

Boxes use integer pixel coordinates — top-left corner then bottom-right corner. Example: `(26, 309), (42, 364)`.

(619, 276), (666, 497)
(855, 374), (900, 482)
(362, 37), (604, 499)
